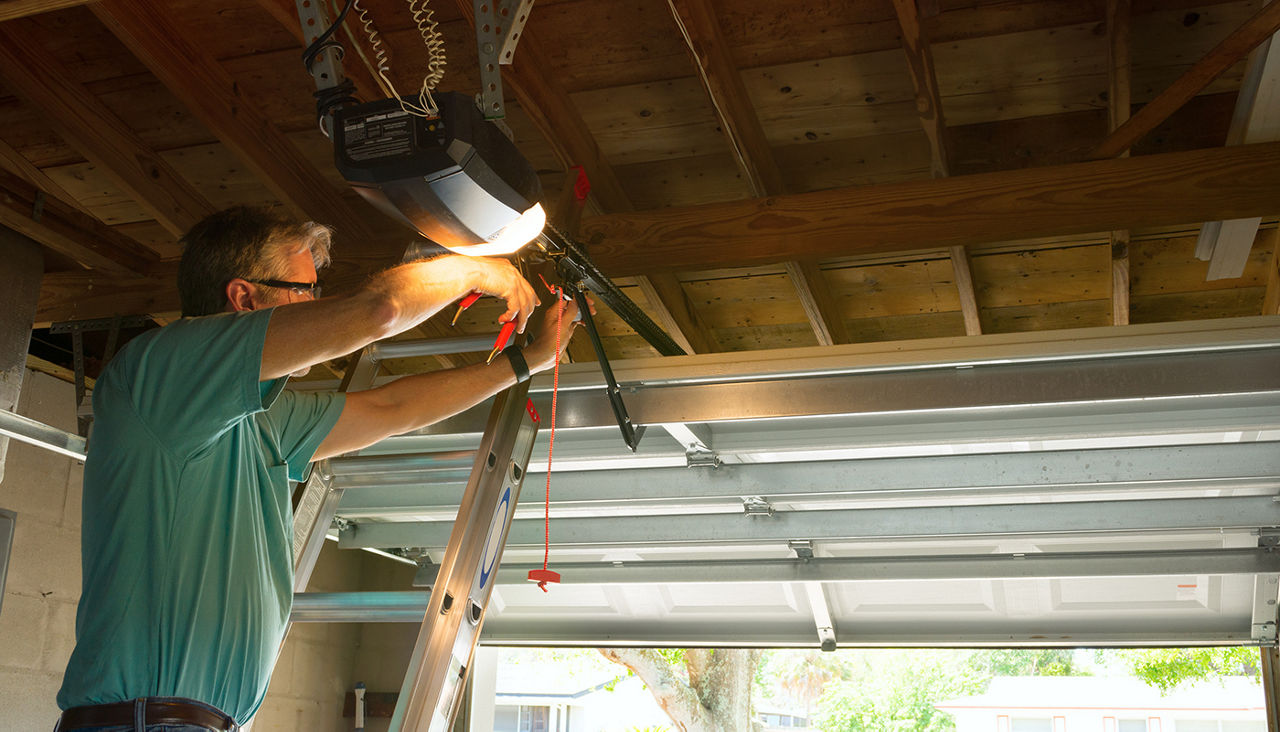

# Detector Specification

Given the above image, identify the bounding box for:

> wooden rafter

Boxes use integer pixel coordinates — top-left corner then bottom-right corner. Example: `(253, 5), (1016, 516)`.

(636, 273), (715, 354)
(0, 168), (157, 275)
(452, 0), (632, 213)
(90, 0), (379, 243)
(582, 141), (1280, 276)
(891, 0), (950, 179)
(666, 0), (782, 197)
(947, 246), (982, 336)
(0, 23), (216, 237)
(0, 0), (90, 21)
(36, 268), (179, 327)
(1108, 0), (1132, 326)
(1091, 0), (1280, 160)
(783, 260), (849, 346)
(664, 0), (843, 348)
(892, 0), (981, 336)
(1265, 229), (1280, 315)
(0, 137), (91, 216)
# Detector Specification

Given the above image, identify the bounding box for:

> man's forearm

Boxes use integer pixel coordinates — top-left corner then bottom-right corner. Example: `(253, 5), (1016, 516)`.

(312, 355), (521, 459)
(260, 255), (533, 380)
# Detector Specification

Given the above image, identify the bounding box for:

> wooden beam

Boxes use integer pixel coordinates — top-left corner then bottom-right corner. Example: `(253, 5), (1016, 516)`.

(666, 0), (782, 197)
(0, 168), (158, 275)
(0, 138), (91, 216)
(91, 0), (378, 243)
(947, 246), (982, 336)
(581, 141), (1280, 276)
(891, 0), (950, 179)
(35, 268), (180, 327)
(635, 273), (715, 354)
(1091, 0), (1280, 159)
(783, 260), (849, 346)
(1263, 228), (1280, 315)
(665, 0), (845, 348)
(0, 24), (216, 237)
(452, 0), (633, 213)
(892, 0), (979, 335)
(1108, 0), (1132, 326)
(0, 0), (90, 21)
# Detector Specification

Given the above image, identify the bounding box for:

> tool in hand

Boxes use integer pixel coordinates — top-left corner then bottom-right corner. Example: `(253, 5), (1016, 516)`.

(451, 291), (483, 326)
(486, 319), (518, 364)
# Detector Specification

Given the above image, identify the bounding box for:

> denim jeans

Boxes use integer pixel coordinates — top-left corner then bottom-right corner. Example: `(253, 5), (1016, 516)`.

(54, 697), (238, 732)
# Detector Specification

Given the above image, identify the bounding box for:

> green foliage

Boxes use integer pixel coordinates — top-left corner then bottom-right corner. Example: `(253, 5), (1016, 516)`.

(814, 650), (987, 732)
(969, 649), (1084, 678)
(1104, 647), (1260, 693)
(625, 727), (673, 732)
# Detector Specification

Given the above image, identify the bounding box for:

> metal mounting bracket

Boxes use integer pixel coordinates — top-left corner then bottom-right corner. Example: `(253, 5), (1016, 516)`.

(743, 496), (774, 517)
(473, 0), (537, 119)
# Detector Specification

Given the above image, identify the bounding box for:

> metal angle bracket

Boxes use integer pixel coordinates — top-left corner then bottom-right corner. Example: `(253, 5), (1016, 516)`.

(1254, 573), (1280, 646)
(743, 496), (774, 517)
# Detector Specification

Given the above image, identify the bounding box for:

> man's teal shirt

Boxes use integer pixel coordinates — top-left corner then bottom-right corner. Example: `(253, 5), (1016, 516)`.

(57, 309), (346, 724)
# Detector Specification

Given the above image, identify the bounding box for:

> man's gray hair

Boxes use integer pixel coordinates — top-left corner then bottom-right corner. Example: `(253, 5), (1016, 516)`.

(177, 206), (333, 317)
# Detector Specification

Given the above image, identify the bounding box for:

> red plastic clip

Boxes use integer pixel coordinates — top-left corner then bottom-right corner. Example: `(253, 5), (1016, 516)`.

(525, 398), (541, 423)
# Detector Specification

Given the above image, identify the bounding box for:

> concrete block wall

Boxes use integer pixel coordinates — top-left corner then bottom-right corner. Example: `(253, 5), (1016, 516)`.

(0, 369), (387, 731)
(252, 542), (366, 732)
(0, 370), (84, 731)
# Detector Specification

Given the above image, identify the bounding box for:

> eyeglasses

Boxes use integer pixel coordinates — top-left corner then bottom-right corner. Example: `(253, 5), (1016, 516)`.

(246, 278), (322, 299)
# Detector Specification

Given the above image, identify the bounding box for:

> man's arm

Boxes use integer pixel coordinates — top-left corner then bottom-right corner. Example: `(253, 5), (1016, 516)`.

(258, 255), (539, 380)
(312, 297), (581, 460)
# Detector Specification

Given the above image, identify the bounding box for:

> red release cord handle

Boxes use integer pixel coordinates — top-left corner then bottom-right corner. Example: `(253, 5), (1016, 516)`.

(529, 277), (568, 591)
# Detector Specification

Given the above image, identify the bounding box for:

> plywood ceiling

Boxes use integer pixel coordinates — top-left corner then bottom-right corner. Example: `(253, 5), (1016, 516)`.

(2, 0), (1278, 377)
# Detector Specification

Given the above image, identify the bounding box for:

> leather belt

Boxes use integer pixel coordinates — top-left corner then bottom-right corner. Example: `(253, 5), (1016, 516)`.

(57, 698), (238, 731)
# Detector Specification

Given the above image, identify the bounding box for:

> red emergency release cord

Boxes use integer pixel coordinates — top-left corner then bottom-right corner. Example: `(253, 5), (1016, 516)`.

(527, 275), (565, 592)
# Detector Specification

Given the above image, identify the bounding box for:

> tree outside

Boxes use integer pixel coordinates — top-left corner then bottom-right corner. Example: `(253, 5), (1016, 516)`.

(585, 646), (1262, 732)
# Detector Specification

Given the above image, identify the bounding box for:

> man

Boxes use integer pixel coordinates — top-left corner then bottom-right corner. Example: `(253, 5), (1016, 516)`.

(54, 206), (582, 731)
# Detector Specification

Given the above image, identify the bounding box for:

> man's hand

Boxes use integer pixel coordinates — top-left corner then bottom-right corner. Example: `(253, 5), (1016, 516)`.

(525, 294), (595, 373)
(463, 257), (541, 333)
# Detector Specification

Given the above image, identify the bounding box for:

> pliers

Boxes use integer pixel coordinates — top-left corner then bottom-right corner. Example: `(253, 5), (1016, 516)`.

(452, 291), (518, 364)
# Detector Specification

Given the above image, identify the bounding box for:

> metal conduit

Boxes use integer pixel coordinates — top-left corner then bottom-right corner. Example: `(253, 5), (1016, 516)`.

(0, 408), (86, 460)
(327, 450), (478, 476)
(368, 332), (514, 361)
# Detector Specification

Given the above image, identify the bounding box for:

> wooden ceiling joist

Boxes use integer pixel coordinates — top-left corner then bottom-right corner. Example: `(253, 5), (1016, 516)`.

(891, 0), (981, 336)
(0, 168), (157, 275)
(452, 0), (632, 213)
(891, 0), (950, 179)
(666, 0), (782, 197)
(0, 0), (90, 22)
(636, 273), (716, 354)
(0, 137), (91, 216)
(90, 0), (378, 243)
(1108, 0), (1132, 327)
(582, 141), (1280, 276)
(1091, 0), (1280, 160)
(783, 260), (849, 346)
(665, 0), (846, 349)
(0, 24), (216, 237)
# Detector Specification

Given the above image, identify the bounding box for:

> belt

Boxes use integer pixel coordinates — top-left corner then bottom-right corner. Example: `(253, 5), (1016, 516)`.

(57, 698), (238, 731)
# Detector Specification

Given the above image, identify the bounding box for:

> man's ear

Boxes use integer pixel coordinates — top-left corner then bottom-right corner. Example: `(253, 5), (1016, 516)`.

(225, 278), (256, 312)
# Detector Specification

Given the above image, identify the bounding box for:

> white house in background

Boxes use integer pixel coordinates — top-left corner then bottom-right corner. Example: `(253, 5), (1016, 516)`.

(936, 677), (1266, 732)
